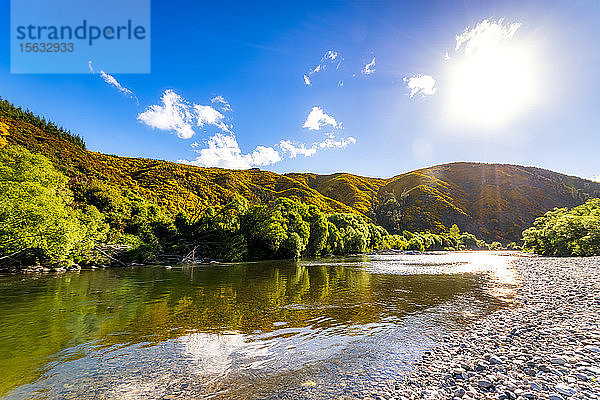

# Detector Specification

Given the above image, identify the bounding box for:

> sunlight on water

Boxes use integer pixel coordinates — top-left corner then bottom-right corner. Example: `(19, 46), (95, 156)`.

(366, 251), (519, 301)
(0, 252), (517, 400)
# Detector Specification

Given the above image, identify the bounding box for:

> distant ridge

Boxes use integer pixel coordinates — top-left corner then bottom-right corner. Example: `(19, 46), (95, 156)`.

(2, 106), (599, 242)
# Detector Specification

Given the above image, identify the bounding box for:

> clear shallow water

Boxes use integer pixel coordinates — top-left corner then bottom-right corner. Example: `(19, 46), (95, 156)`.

(0, 252), (518, 399)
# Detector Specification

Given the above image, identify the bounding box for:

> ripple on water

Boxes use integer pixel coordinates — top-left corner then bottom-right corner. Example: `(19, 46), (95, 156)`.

(0, 252), (517, 399)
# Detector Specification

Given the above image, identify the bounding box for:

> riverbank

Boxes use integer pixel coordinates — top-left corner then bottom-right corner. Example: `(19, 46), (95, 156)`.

(394, 256), (600, 400)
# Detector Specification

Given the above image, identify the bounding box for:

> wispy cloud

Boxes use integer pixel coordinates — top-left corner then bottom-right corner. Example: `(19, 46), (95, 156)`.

(279, 140), (317, 158)
(362, 57), (376, 75)
(404, 75), (437, 98)
(302, 106), (338, 131)
(444, 18), (536, 126)
(304, 50), (342, 85)
(455, 18), (521, 56)
(89, 61), (138, 104)
(99, 71), (139, 104)
(211, 95), (232, 112)
(280, 136), (356, 158)
(138, 90), (229, 139)
(318, 136), (356, 149)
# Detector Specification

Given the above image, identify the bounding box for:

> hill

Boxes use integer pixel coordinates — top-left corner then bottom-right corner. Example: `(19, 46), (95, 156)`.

(375, 163), (600, 242)
(0, 115), (357, 217)
(285, 172), (386, 217)
(2, 99), (599, 243)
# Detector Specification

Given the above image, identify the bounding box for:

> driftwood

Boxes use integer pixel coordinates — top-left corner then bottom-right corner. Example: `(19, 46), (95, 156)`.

(180, 244), (203, 264)
(94, 246), (127, 266)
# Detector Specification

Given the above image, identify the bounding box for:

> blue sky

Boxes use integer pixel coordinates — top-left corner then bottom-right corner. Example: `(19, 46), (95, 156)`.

(1, 0), (599, 179)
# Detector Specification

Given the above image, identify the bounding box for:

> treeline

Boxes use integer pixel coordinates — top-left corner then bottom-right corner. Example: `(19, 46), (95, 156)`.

(0, 145), (502, 269)
(0, 98), (86, 149)
(522, 198), (600, 256)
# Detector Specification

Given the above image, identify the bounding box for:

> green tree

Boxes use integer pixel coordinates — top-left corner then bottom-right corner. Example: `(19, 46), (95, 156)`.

(0, 145), (106, 266)
(522, 199), (600, 256)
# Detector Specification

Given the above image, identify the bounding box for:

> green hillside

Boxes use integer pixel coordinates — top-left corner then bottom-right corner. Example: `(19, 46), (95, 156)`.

(376, 163), (600, 241)
(2, 98), (599, 243)
(285, 172), (386, 217)
(0, 114), (357, 218)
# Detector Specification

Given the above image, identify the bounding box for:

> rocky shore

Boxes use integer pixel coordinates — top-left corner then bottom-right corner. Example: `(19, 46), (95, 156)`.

(394, 256), (600, 400)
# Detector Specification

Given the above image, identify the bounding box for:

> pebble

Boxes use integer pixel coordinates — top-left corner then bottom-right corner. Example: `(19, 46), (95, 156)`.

(392, 256), (600, 400)
(555, 384), (576, 396)
(551, 356), (566, 365)
(477, 380), (492, 389)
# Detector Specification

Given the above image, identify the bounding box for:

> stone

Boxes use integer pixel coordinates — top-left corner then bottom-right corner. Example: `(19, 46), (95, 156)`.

(530, 382), (542, 391)
(490, 355), (504, 364)
(478, 380), (493, 389)
(555, 384), (576, 397)
(551, 356), (566, 365)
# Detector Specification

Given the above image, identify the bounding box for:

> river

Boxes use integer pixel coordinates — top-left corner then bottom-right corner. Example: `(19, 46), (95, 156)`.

(0, 251), (518, 399)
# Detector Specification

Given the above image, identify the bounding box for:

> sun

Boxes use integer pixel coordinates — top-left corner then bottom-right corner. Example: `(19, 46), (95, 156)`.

(445, 20), (539, 128)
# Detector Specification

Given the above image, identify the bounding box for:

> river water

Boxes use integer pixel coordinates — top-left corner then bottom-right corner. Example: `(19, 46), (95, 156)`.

(0, 251), (518, 399)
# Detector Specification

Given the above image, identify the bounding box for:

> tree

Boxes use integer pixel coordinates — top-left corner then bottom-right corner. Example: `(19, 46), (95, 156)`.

(0, 145), (106, 266)
(304, 205), (329, 256)
(522, 199), (600, 256)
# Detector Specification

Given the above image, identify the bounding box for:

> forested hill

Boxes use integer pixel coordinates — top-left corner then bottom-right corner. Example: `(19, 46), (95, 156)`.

(2, 100), (599, 242)
(372, 163), (600, 242)
(287, 164), (600, 242)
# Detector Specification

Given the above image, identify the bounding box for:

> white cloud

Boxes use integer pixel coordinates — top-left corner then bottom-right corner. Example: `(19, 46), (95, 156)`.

(194, 104), (228, 131)
(404, 75), (437, 98)
(141, 91), (353, 170)
(279, 140), (317, 158)
(362, 57), (376, 75)
(183, 132), (355, 168)
(317, 136), (356, 149)
(138, 90), (196, 139)
(591, 175), (600, 183)
(247, 145), (283, 166)
(88, 61), (138, 104)
(304, 50), (342, 84)
(302, 106), (338, 130)
(446, 18), (537, 127)
(211, 95), (232, 112)
(181, 133), (281, 169)
(455, 18), (521, 57)
(99, 71), (139, 104)
(138, 90), (230, 139)
(323, 50), (339, 61)
(279, 136), (355, 158)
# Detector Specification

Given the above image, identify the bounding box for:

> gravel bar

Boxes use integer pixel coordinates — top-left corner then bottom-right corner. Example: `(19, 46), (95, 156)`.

(394, 256), (600, 400)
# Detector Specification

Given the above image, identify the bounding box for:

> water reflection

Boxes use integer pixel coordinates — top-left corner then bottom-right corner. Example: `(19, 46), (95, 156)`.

(0, 252), (516, 399)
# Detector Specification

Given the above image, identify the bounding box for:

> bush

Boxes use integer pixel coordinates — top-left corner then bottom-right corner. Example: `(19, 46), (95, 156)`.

(0, 145), (106, 266)
(522, 199), (600, 256)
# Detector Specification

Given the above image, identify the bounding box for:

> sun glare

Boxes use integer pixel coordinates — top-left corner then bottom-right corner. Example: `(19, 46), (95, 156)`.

(446, 20), (539, 129)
